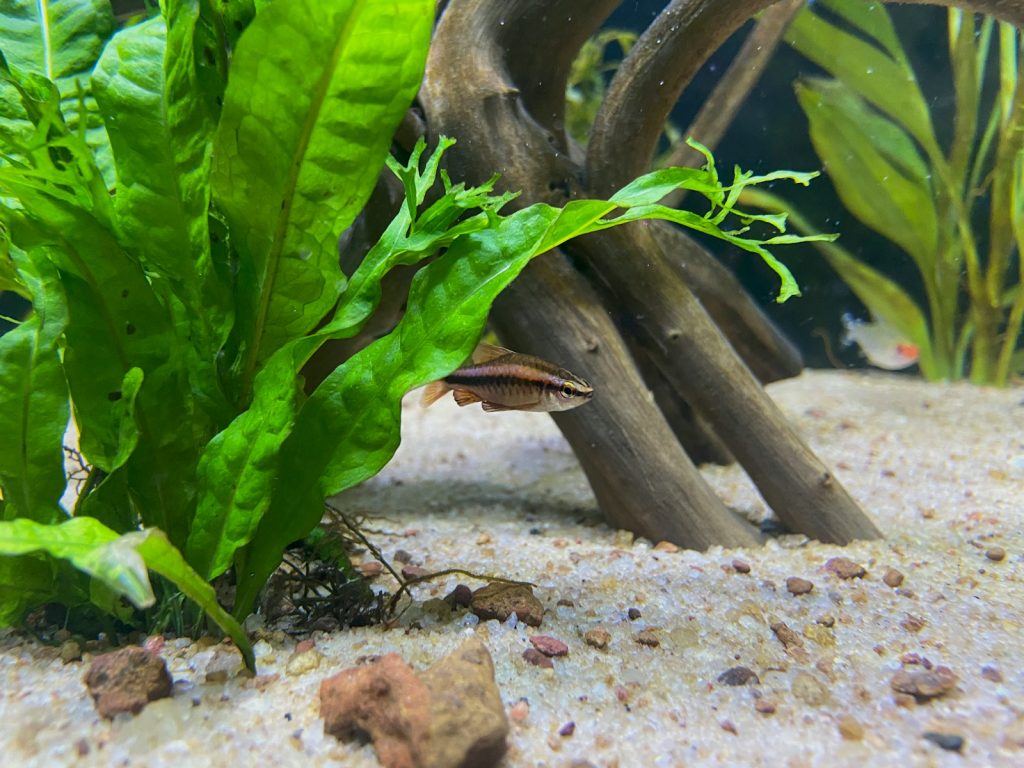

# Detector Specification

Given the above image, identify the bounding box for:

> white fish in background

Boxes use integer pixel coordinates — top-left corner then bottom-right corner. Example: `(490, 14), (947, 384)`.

(841, 313), (919, 370)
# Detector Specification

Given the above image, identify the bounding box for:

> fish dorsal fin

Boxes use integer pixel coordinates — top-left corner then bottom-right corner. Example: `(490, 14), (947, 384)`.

(452, 389), (483, 407)
(471, 341), (513, 364)
(481, 401), (514, 412)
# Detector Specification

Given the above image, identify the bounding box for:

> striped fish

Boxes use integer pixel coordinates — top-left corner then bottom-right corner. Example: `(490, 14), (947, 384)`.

(422, 342), (594, 413)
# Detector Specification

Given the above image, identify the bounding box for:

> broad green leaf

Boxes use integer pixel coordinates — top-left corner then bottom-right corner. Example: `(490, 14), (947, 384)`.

(186, 139), (515, 580)
(795, 78), (938, 270)
(212, 0), (434, 395)
(0, 0), (116, 179)
(0, 517), (253, 667)
(816, 0), (907, 66)
(0, 516), (151, 606)
(0, 250), (68, 523)
(786, 3), (938, 158)
(92, 16), (212, 296)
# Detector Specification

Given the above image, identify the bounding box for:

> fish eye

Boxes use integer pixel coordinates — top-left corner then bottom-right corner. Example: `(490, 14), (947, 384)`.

(560, 382), (576, 398)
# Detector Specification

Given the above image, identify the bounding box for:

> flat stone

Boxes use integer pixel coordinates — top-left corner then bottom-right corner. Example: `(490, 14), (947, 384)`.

(471, 583), (544, 627)
(891, 666), (958, 700)
(825, 557), (866, 579)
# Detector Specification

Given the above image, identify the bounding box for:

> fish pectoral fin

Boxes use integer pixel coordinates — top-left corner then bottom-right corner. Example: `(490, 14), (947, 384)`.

(480, 401), (514, 412)
(421, 381), (450, 407)
(471, 341), (514, 364)
(452, 389), (483, 407)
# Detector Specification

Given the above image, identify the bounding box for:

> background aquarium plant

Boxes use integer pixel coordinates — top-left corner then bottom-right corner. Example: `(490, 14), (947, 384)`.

(741, 0), (1024, 384)
(0, 0), (824, 656)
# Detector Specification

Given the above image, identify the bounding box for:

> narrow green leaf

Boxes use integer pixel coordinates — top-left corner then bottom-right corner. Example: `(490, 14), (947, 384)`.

(134, 529), (254, 669)
(0, 250), (68, 522)
(212, 0), (434, 394)
(786, 3), (938, 157)
(0, 517), (253, 667)
(795, 78), (938, 268)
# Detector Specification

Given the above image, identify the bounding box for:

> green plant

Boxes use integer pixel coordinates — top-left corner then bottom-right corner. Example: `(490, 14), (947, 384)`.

(743, 0), (1024, 384)
(0, 0), (826, 659)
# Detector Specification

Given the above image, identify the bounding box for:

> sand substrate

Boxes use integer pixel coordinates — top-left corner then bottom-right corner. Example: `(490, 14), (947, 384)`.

(1, 370), (1022, 767)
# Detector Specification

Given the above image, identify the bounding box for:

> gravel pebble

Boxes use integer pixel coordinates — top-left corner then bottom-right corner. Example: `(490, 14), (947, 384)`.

(471, 583), (545, 627)
(923, 731), (965, 752)
(883, 568), (905, 587)
(825, 556), (866, 579)
(634, 628), (660, 647)
(529, 636), (569, 657)
(754, 699), (776, 715)
(584, 628), (611, 650)
(731, 559), (751, 574)
(717, 666), (760, 686)
(981, 665), (1003, 683)
(627, 608), (642, 621)
(786, 577), (814, 595)
(890, 666), (959, 699)
(837, 714), (864, 740)
(522, 649), (554, 669)
(770, 621), (804, 649)
(985, 546), (1006, 561)
(558, 721), (576, 737)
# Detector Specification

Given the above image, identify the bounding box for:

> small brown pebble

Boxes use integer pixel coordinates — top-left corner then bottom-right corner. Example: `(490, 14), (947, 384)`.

(635, 628), (660, 647)
(731, 559), (751, 574)
(627, 608), (642, 620)
(816, 615), (835, 628)
(556, 598), (575, 607)
(522, 648), (554, 669)
(476, 533), (492, 545)
(444, 583), (473, 608)
(900, 614), (927, 633)
(717, 666), (759, 686)
(891, 666), (958, 699)
(893, 692), (916, 708)
(508, 698), (530, 723)
(584, 628), (611, 650)
(529, 635), (569, 657)
(981, 665), (1003, 683)
(559, 721), (576, 737)
(393, 549), (413, 563)
(74, 738), (90, 757)
(654, 540), (680, 553)
(245, 673), (280, 691)
(985, 546), (1006, 562)
(770, 621), (804, 649)
(720, 720), (738, 735)
(786, 577), (814, 595)
(837, 714), (864, 740)
(60, 640), (82, 664)
(883, 568), (904, 588)
(825, 557), (866, 579)
(401, 564), (429, 580)
(754, 699), (776, 715)
(357, 561), (383, 578)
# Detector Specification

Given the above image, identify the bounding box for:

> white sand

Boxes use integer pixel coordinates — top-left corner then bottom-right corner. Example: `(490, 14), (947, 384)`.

(1, 370), (1022, 767)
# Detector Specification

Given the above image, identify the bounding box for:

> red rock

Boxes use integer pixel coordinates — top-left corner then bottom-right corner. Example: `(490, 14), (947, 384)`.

(883, 568), (904, 587)
(320, 639), (508, 768)
(529, 636), (569, 657)
(731, 559), (751, 574)
(84, 647), (172, 718)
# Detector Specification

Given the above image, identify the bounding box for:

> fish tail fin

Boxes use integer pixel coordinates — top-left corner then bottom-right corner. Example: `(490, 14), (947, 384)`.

(421, 380), (450, 407)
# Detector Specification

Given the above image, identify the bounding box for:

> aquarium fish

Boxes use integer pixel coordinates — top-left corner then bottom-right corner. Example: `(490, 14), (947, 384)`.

(841, 313), (919, 370)
(422, 342), (594, 412)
